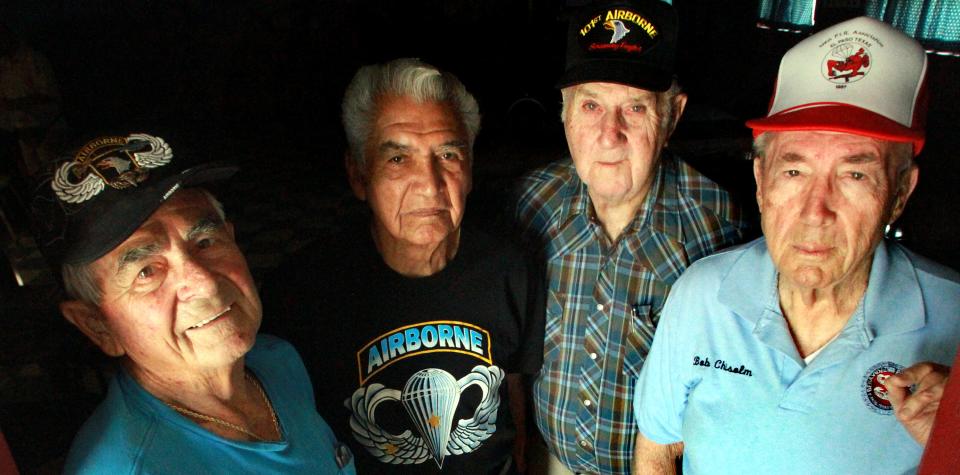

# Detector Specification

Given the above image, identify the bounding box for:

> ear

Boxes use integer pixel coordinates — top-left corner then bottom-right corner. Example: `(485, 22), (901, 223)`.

(665, 92), (688, 138)
(60, 300), (125, 357)
(465, 151), (474, 195)
(345, 153), (367, 201)
(753, 157), (764, 213)
(225, 220), (236, 240)
(889, 164), (919, 224)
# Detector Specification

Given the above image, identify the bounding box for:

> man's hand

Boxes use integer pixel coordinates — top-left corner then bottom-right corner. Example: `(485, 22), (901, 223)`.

(885, 362), (950, 447)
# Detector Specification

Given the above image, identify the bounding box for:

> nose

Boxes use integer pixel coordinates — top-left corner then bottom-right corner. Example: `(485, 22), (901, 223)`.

(175, 254), (218, 302)
(799, 176), (838, 226)
(414, 157), (446, 197)
(598, 109), (627, 147)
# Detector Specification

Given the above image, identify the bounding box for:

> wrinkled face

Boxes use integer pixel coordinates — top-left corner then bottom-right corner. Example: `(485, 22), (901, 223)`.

(563, 82), (675, 207)
(755, 131), (916, 291)
(88, 189), (261, 373)
(352, 95), (472, 248)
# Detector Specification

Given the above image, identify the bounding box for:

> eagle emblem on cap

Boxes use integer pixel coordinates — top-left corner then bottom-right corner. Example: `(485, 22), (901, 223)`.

(52, 133), (172, 203)
(605, 19), (631, 43)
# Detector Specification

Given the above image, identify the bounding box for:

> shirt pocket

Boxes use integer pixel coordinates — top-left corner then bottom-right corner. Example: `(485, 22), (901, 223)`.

(622, 303), (655, 378)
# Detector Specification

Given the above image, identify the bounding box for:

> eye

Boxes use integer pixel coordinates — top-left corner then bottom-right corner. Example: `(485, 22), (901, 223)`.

(850, 171), (865, 180)
(440, 151), (460, 161)
(137, 265), (156, 280)
(785, 169), (801, 177)
(197, 237), (214, 249)
(629, 104), (647, 113)
(389, 155), (404, 164)
(582, 101), (599, 112)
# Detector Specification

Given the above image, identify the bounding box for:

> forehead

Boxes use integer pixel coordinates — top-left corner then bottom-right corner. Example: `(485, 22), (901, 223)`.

(91, 189), (216, 263)
(373, 95), (465, 139)
(567, 82), (657, 102)
(766, 131), (893, 161)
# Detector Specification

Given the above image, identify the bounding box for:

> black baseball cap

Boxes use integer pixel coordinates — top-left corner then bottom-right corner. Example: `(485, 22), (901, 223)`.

(556, 0), (679, 91)
(31, 133), (237, 268)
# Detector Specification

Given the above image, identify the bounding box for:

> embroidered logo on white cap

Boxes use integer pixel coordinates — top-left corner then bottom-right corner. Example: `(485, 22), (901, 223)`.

(823, 43), (871, 84)
(747, 16), (929, 154)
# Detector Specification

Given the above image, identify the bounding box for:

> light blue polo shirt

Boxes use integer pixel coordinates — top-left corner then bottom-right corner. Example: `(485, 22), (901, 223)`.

(634, 238), (960, 474)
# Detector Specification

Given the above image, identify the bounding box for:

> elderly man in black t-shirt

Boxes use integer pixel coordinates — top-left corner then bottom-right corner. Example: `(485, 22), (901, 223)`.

(265, 58), (545, 474)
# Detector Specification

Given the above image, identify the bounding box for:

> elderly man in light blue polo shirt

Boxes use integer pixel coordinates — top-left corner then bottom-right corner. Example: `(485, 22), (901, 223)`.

(632, 16), (957, 474)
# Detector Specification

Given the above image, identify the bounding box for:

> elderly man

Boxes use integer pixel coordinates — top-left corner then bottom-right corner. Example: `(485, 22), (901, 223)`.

(513, 1), (745, 473)
(264, 58), (545, 474)
(633, 16), (958, 474)
(32, 134), (353, 473)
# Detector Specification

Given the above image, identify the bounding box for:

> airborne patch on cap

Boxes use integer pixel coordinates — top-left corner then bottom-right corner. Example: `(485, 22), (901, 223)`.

(52, 133), (173, 204)
(577, 8), (660, 56)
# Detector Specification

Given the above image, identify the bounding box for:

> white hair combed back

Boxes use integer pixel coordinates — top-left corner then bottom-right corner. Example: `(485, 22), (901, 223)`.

(341, 58), (481, 168)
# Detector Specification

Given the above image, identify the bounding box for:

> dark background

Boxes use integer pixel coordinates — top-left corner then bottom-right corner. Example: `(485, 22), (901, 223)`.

(0, 0), (957, 472)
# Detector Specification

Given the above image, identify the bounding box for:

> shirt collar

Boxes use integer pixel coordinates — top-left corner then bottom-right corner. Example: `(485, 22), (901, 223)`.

(719, 238), (926, 339)
(862, 239), (925, 337)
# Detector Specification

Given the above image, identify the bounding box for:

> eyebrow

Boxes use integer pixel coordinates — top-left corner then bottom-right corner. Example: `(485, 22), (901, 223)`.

(186, 215), (224, 241)
(841, 153), (879, 164)
(576, 87), (653, 104)
(379, 140), (469, 153)
(778, 153), (806, 163)
(379, 141), (411, 153)
(778, 152), (880, 164)
(437, 139), (469, 150)
(115, 215), (223, 275)
(116, 243), (163, 275)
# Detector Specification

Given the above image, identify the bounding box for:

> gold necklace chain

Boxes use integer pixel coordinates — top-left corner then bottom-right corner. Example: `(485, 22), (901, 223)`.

(166, 370), (281, 442)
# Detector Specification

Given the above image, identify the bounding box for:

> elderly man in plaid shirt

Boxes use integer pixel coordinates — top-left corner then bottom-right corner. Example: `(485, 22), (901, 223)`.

(514, 1), (746, 473)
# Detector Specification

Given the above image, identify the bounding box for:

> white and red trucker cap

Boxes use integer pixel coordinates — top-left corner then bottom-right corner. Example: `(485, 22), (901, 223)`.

(747, 16), (929, 155)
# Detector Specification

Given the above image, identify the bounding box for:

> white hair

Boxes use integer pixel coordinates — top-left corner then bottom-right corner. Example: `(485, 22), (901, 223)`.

(341, 58), (481, 169)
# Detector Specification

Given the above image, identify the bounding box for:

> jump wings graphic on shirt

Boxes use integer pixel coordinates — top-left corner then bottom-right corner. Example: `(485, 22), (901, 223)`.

(349, 321), (504, 468)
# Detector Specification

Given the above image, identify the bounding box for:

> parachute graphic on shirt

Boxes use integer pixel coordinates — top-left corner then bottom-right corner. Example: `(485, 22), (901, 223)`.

(347, 365), (505, 468)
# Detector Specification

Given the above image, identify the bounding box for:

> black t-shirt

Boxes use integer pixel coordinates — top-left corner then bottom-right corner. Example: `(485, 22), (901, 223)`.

(263, 217), (545, 474)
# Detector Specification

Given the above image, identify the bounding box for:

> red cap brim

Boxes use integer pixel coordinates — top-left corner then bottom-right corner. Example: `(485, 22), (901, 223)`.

(746, 103), (925, 155)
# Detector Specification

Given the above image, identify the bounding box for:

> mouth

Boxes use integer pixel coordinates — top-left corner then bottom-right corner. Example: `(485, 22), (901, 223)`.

(407, 208), (447, 217)
(793, 244), (833, 256)
(188, 305), (232, 330)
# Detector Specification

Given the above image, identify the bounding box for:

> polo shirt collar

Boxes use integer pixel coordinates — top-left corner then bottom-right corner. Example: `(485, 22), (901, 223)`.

(719, 238), (926, 341)
(862, 239), (925, 337)
(551, 154), (683, 259)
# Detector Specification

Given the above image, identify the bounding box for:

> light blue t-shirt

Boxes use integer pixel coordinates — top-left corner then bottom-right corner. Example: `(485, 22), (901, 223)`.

(64, 334), (355, 474)
(634, 238), (960, 474)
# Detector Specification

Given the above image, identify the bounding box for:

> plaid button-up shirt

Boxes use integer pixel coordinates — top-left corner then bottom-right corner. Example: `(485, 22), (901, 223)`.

(515, 154), (746, 474)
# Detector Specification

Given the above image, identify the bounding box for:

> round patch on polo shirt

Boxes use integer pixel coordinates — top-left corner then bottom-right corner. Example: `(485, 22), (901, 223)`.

(862, 361), (904, 414)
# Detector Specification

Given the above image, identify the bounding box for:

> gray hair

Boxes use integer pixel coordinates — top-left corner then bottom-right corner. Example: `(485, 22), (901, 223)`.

(61, 189), (227, 305)
(560, 79), (684, 139)
(341, 58), (481, 169)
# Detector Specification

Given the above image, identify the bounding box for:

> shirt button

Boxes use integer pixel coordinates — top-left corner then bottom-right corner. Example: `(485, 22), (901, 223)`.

(589, 352), (598, 360)
(579, 439), (592, 450)
(584, 399), (592, 407)
(596, 304), (604, 311)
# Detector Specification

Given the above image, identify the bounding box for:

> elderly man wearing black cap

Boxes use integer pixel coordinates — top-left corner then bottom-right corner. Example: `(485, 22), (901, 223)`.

(633, 17), (957, 474)
(33, 134), (354, 473)
(513, 1), (746, 474)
